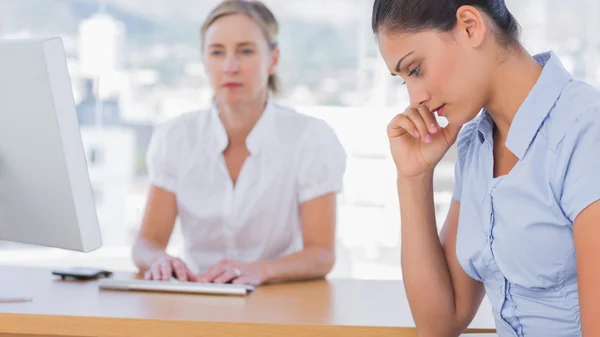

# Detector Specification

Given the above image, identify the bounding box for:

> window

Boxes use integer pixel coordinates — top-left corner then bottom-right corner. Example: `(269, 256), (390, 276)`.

(89, 148), (104, 165)
(1, 0), (596, 279)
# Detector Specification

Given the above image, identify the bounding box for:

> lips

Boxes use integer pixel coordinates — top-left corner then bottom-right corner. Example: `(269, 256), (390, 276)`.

(432, 104), (446, 116)
(222, 82), (242, 88)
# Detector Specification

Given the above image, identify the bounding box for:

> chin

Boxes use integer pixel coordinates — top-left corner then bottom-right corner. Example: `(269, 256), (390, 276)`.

(218, 93), (248, 105)
(450, 107), (484, 127)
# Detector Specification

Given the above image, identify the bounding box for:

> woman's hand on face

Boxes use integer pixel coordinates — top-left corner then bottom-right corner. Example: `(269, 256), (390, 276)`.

(388, 106), (461, 178)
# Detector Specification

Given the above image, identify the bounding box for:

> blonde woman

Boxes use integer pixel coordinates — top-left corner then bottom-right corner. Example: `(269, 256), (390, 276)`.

(132, 0), (347, 286)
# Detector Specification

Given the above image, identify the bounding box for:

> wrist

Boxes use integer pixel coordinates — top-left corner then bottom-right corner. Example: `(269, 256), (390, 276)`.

(254, 261), (275, 284)
(396, 171), (435, 197)
(397, 170), (434, 184)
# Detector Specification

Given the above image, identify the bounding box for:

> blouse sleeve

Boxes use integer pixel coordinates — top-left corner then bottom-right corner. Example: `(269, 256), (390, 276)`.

(146, 121), (182, 193)
(296, 119), (348, 203)
(555, 108), (600, 222)
(452, 122), (477, 203)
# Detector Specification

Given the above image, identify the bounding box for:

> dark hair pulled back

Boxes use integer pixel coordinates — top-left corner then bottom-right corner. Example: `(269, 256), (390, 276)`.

(372, 0), (520, 47)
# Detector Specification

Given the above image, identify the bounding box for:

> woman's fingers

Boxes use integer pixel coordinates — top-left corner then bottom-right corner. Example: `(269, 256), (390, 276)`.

(186, 266), (199, 282)
(171, 258), (189, 281)
(150, 263), (163, 280)
(144, 256), (199, 282)
(388, 114), (418, 139)
(198, 264), (226, 283)
(405, 108), (431, 143)
(416, 106), (439, 135)
(213, 268), (239, 284)
(161, 261), (173, 281)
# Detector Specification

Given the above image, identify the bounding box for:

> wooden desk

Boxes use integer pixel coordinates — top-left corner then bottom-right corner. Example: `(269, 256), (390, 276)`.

(0, 265), (496, 337)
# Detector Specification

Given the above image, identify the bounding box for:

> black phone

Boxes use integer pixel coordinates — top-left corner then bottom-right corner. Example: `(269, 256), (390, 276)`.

(52, 267), (113, 280)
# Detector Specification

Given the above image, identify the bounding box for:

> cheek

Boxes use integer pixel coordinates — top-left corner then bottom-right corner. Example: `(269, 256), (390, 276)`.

(243, 57), (270, 83)
(430, 51), (479, 101)
(208, 68), (222, 82)
(425, 72), (445, 97)
(425, 57), (455, 97)
(453, 60), (488, 103)
(203, 60), (222, 83)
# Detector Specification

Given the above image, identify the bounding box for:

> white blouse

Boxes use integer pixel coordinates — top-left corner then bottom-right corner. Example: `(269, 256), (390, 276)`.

(146, 101), (347, 273)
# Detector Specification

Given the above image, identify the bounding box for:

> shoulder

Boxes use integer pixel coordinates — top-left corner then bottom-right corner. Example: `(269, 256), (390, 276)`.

(267, 103), (346, 166)
(270, 102), (342, 145)
(151, 110), (207, 147)
(455, 112), (484, 165)
(544, 81), (600, 220)
(271, 102), (328, 129)
(450, 112), (486, 201)
(544, 80), (600, 186)
(545, 79), (600, 149)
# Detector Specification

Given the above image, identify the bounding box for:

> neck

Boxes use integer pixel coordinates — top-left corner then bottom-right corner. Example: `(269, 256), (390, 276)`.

(485, 47), (543, 140)
(216, 92), (268, 148)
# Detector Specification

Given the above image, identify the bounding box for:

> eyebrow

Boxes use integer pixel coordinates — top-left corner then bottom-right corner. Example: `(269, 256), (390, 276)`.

(207, 42), (257, 48)
(238, 42), (257, 47)
(394, 51), (415, 73)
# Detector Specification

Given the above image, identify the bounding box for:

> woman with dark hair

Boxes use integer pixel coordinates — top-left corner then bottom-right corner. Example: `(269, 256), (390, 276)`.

(372, 0), (600, 336)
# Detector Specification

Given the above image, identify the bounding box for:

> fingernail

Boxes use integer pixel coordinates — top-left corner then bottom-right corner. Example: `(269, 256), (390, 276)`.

(413, 130), (420, 137)
(429, 124), (438, 133)
(425, 135), (432, 143)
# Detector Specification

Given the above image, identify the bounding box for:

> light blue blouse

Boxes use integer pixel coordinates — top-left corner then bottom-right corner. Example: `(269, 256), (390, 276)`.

(453, 51), (600, 336)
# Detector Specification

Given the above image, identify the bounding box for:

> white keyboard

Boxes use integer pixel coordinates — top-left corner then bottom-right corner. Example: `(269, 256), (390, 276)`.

(97, 278), (255, 296)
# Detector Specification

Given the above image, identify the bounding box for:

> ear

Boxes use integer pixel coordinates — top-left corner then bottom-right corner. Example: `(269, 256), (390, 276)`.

(455, 5), (487, 48)
(269, 46), (280, 75)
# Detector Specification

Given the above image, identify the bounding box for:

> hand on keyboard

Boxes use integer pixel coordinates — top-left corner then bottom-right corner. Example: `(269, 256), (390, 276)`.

(197, 259), (268, 286)
(144, 254), (198, 282)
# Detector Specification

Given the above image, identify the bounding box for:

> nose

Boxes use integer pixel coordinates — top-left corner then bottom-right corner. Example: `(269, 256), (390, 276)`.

(223, 55), (239, 73)
(407, 82), (430, 108)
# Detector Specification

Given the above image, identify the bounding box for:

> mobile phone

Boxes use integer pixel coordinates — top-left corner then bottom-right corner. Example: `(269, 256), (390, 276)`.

(52, 267), (113, 280)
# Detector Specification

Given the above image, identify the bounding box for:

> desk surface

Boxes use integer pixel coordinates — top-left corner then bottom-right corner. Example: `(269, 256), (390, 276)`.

(0, 265), (496, 337)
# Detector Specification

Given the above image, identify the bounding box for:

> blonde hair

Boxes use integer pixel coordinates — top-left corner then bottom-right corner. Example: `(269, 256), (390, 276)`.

(200, 0), (281, 95)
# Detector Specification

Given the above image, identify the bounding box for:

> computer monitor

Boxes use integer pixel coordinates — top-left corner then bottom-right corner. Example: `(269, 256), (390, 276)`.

(0, 37), (102, 254)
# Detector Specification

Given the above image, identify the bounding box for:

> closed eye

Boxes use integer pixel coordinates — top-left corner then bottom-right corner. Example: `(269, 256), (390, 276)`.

(394, 64), (421, 85)
(408, 65), (421, 77)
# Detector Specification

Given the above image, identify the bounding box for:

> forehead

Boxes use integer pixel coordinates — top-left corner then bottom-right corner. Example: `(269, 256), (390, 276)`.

(204, 13), (265, 45)
(376, 30), (442, 71)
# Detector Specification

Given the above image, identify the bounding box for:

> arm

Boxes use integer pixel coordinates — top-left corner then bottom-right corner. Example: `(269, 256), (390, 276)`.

(136, 121), (193, 280)
(257, 192), (337, 284)
(198, 193), (338, 285)
(399, 174), (485, 337)
(198, 118), (345, 285)
(131, 185), (177, 271)
(555, 110), (600, 336)
(257, 119), (343, 283)
(573, 200), (600, 336)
